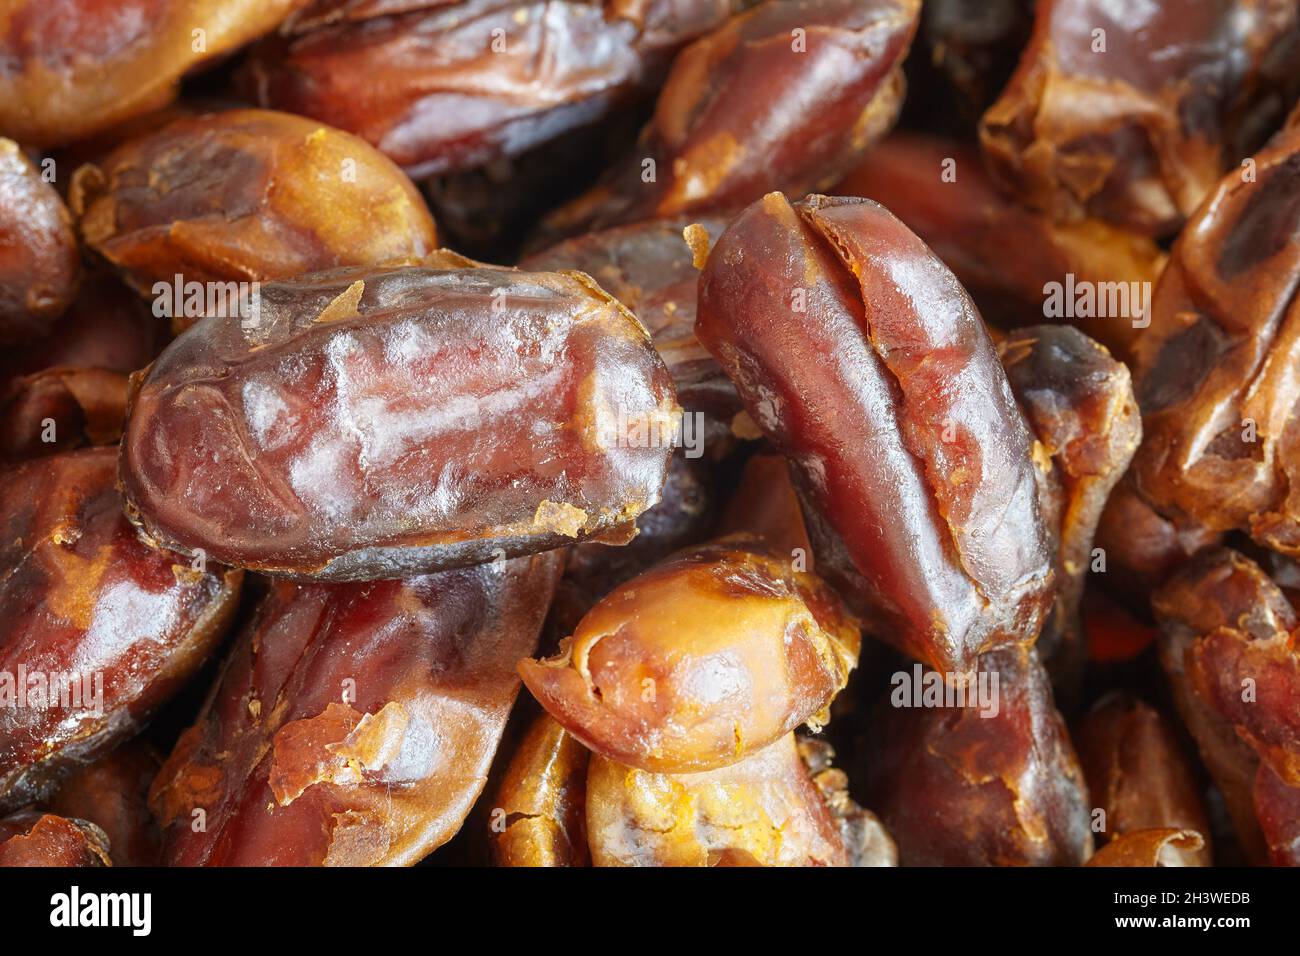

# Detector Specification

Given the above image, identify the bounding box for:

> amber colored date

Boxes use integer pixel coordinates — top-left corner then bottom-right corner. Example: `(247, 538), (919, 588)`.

(1131, 126), (1300, 555)
(71, 109), (437, 323)
(120, 262), (678, 581)
(540, 0), (920, 237)
(491, 713), (591, 867)
(697, 193), (1054, 674)
(151, 552), (560, 866)
(0, 0), (310, 148)
(836, 132), (1165, 360)
(0, 448), (242, 811)
(519, 536), (859, 773)
(47, 741), (163, 867)
(0, 139), (78, 345)
(1152, 548), (1300, 865)
(861, 645), (1093, 866)
(1000, 325), (1140, 690)
(980, 0), (1300, 236)
(242, 1), (738, 178)
(0, 810), (111, 867)
(1075, 694), (1211, 867)
(1084, 829), (1205, 868)
(585, 732), (869, 867)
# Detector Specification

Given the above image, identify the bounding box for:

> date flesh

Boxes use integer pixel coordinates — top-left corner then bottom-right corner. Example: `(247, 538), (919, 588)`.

(519, 536), (859, 773)
(120, 263), (678, 580)
(149, 551), (561, 866)
(0, 448), (242, 811)
(1085, 829), (1206, 868)
(696, 192), (1054, 674)
(491, 713), (591, 867)
(46, 741), (163, 867)
(0, 810), (111, 867)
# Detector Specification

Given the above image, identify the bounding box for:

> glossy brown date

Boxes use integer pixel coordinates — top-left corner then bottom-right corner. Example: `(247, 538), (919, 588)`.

(0, 0), (310, 147)
(0, 448), (242, 811)
(71, 109), (437, 323)
(696, 192), (1055, 674)
(999, 325), (1140, 690)
(1131, 125), (1300, 555)
(0, 367), (128, 462)
(120, 262), (678, 581)
(980, 0), (1300, 236)
(149, 551), (561, 866)
(0, 138), (78, 345)
(585, 732), (874, 867)
(46, 741), (162, 867)
(242, 1), (738, 178)
(1152, 547), (1300, 865)
(861, 644), (1093, 866)
(0, 810), (111, 867)
(491, 713), (591, 867)
(835, 132), (1166, 360)
(539, 0), (920, 237)
(519, 536), (859, 773)
(1075, 693), (1211, 867)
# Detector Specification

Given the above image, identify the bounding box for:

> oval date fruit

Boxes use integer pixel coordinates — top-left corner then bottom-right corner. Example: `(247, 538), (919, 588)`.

(0, 448), (242, 811)
(120, 262), (678, 580)
(149, 551), (562, 866)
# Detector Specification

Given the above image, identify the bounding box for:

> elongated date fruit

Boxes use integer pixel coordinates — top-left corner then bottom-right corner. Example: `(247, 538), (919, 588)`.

(1075, 693), (1211, 867)
(491, 713), (591, 867)
(71, 109), (437, 320)
(0, 810), (111, 867)
(1131, 126), (1300, 555)
(120, 262), (678, 580)
(835, 132), (1166, 360)
(0, 139), (78, 345)
(242, 0), (739, 178)
(540, 0), (919, 237)
(697, 193), (1054, 674)
(149, 551), (561, 866)
(999, 326), (1140, 692)
(1152, 548), (1300, 865)
(519, 536), (860, 773)
(0, 448), (242, 811)
(0, 0), (311, 148)
(861, 644), (1093, 866)
(980, 0), (1300, 236)
(585, 732), (876, 867)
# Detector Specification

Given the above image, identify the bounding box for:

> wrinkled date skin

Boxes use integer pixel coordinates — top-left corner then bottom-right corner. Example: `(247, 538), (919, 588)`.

(1131, 126), (1300, 555)
(520, 535), (859, 773)
(120, 262), (678, 581)
(0, 139), (79, 344)
(861, 645), (1094, 866)
(980, 0), (1300, 236)
(0, 810), (111, 866)
(0, 0), (311, 148)
(1085, 828), (1206, 868)
(149, 552), (561, 866)
(491, 713), (591, 867)
(523, 216), (741, 439)
(585, 732), (862, 866)
(836, 132), (1166, 360)
(0, 448), (242, 811)
(697, 193), (1055, 674)
(999, 325), (1140, 691)
(47, 741), (162, 867)
(1075, 694), (1211, 867)
(1153, 548), (1300, 865)
(71, 109), (438, 315)
(539, 0), (920, 237)
(242, 0), (740, 178)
